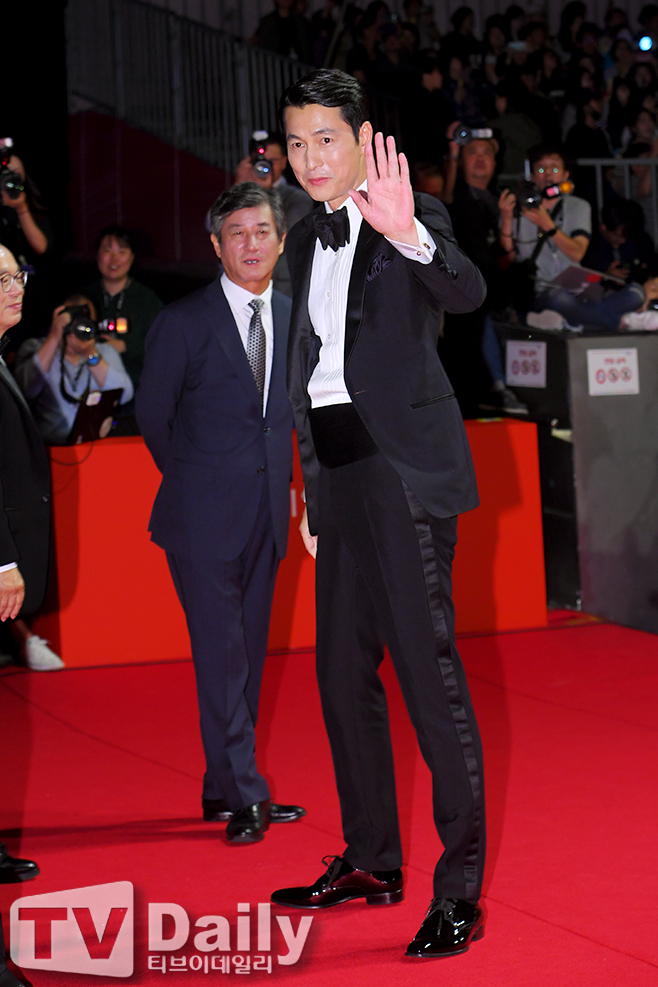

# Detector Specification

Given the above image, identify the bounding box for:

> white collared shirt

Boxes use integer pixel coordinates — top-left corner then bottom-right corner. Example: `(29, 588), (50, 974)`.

(307, 181), (437, 408)
(221, 272), (274, 413)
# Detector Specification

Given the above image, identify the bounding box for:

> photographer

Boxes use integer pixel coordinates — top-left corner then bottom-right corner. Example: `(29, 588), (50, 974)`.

(440, 125), (527, 414)
(14, 294), (133, 445)
(0, 141), (51, 263)
(82, 227), (163, 391)
(500, 142), (592, 323)
(232, 131), (313, 297)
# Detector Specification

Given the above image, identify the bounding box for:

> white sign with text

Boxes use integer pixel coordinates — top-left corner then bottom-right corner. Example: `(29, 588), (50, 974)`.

(505, 340), (547, 389)
(586, 348), (639, 396)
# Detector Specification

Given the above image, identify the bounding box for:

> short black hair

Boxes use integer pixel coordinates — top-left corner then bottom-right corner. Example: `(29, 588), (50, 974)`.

(95, 225), (136, 253)
(639, 3), (658, 27)
(527, 142), (567, 169)
(451, 6), (474, 30)
(601, 198), (637, 235)
(418, 49), (441, 77)
(280, 69), (368, 142)
(209, 183), (286, 241)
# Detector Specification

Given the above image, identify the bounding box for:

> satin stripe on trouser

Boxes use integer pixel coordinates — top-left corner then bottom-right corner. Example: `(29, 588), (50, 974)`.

(315, 452), (485, 901)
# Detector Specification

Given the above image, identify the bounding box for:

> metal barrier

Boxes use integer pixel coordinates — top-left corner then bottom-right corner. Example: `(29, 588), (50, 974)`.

(66, 0), (402, 175)
(65, 0), (314, 174)
(576, 157), (658, 244)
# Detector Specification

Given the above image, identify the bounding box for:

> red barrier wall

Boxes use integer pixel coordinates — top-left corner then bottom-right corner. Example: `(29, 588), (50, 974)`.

(33, 420), (546, 667)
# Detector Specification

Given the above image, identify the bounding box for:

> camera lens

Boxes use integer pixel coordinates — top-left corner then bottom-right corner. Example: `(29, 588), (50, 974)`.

(253, 158), (272, 177)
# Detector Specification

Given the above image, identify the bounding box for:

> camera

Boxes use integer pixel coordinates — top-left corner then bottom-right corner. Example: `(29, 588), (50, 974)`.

(453, 126), (494, 146)
(63, 305), (101, 342)
(250, 130), (273, 178)
(0, 137), (25, 200)
(512, 178), (574, 216)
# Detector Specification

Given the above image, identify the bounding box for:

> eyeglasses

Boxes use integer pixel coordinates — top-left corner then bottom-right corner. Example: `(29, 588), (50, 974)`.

(0, 270), (29, 292)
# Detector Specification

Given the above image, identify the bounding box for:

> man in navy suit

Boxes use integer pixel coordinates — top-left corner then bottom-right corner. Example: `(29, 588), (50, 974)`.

(137, 184), (304, 843)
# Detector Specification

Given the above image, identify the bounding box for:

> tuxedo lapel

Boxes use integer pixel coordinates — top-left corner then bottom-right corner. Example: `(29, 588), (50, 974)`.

(202, 279), (261, 406)
(267, 292), (289, 414)
(344, 221), (382, 365)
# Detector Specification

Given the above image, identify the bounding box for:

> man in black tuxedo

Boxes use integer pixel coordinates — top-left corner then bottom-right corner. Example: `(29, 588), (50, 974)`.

(270, 71), (487, 957)
(137, 185), (304, 843)
(0, 242), (50, 986)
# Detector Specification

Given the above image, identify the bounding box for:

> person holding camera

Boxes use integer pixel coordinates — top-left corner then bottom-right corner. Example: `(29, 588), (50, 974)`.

(82, 226), (163, 391)
(232, 132), (314, 297)
(14, 294), (133, 445)
(499, 142), (593, 325)
(440, 125), (527, 414)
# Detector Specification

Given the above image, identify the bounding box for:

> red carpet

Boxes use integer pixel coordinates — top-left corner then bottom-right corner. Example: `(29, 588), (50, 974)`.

(2, 619), (657, 985)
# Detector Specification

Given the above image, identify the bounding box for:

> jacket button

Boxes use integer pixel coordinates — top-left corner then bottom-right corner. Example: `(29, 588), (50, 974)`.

(263, 425), (270, 432)
(42, 494), (50, 502)
(257, 466), (266, 474)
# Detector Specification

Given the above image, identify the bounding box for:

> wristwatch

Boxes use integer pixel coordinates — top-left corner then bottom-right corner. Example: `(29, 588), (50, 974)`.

(87, 351), (101, 366)
(545, 226), (558, 238)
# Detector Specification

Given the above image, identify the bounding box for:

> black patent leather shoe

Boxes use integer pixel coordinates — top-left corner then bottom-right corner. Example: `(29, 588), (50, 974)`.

(225, 801), (271, 844)
(0, 844), (40, 883)
(0, 967), (33, 987)
(405, 897), (485, 957)
(203, 798), (306, 823)
(271, 855), (404, 909)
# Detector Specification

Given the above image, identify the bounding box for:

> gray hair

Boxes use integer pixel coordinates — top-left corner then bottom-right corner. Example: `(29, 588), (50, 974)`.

(209, 183), (286, 241)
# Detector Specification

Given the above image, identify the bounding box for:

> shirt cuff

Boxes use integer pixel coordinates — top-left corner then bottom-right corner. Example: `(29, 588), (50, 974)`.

(0, 562), (18, 573)
(386, 219), (436, 265)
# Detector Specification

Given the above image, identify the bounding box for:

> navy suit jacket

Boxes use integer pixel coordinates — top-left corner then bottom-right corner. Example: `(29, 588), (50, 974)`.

(136, 278), (293, 561)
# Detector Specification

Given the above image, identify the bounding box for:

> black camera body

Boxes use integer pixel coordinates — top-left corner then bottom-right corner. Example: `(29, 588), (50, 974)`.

(0, 136), (25, 200)
(250, 130), (273, 178)
(0, 167), (25, 200)
(63, 305), (101, 342)
(512, 179), (573, 217)
(453, 126), (494, 147)
(514, 179), (543, 215)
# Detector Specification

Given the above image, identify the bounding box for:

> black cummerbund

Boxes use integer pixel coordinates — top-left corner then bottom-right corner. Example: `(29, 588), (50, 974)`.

(308, 403), (379, 469)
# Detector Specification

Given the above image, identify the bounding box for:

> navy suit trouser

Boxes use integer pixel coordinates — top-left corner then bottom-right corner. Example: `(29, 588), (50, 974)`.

(315, 452), (485, 902)
(166, 490), (279, 811)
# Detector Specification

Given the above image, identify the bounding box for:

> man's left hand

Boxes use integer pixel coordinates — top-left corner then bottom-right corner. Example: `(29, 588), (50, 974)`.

(349, 132), (418, 246)
(522, 203), (555, 233)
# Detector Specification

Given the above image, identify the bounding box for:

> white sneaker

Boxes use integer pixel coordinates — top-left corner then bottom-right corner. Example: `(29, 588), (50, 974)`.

(526, 309), (565, 330)
(24, 635), (64, 671)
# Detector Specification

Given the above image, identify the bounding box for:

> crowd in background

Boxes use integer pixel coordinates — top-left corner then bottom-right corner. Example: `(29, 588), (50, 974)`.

(7, 0), (658, 427)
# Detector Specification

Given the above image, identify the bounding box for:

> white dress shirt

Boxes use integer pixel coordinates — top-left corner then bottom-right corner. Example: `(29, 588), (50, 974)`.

(221, 272), (274, 414)
(307, 181), (437, 409)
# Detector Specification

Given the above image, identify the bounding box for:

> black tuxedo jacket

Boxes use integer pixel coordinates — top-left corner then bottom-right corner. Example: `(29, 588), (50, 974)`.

(0, 359), (51, 614)
(136, 279), (293, 561)
(286, 193), (486, 532)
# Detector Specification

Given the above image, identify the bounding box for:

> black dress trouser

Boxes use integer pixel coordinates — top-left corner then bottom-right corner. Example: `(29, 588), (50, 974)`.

(315, 451), (485, 902)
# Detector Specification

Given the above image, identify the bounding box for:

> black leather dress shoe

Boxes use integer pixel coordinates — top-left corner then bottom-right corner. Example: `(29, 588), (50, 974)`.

(225, 801), (271, 844)
(203, 798), (305, 823)
(0, 845), (39, 884)
(271, 855), (404, 909)
(405, 897), (485, 958)
(0, 968), (33, 987)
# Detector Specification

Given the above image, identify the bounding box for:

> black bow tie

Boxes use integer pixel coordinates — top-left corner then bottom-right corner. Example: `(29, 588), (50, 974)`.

(313, 206), (350, 251)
